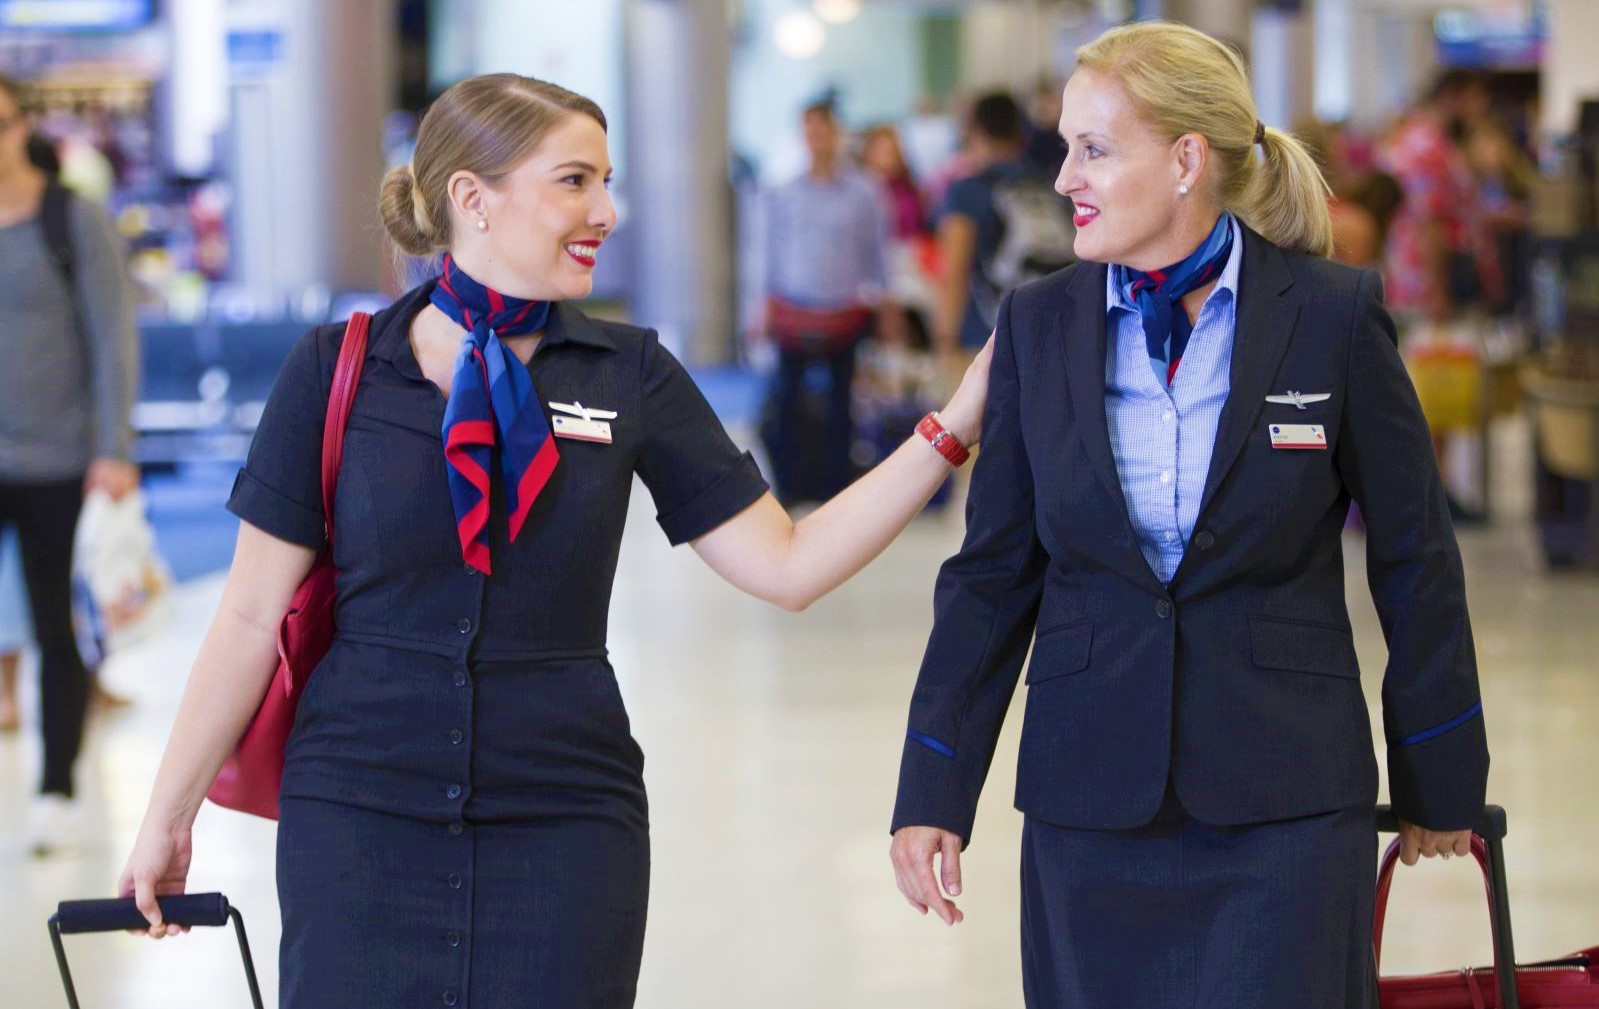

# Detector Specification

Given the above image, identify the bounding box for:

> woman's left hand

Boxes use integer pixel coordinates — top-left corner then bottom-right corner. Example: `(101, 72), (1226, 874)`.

(1396, 820), (1472, 866)
(939, 333), (995, 448)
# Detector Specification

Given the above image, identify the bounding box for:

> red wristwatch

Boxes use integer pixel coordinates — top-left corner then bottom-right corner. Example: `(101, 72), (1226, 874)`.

(917, 412), (971, 467)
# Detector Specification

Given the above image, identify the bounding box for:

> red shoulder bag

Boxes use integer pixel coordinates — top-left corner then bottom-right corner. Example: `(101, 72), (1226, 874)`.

(206, 312), (371, 821)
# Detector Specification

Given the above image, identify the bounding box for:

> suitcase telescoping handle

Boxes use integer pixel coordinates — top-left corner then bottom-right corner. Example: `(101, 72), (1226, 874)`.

(47, 893), (264, 1009)
(1372, 804), (1519, 1009)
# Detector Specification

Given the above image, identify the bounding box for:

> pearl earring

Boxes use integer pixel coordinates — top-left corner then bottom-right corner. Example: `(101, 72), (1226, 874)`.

(476, 218), (488, 231)
(1178, 184), (1190, 195)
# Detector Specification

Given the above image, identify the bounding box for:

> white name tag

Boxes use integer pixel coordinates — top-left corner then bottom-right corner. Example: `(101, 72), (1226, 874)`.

(552, 415), (613, 444)
(1268, 423), (1327, 450)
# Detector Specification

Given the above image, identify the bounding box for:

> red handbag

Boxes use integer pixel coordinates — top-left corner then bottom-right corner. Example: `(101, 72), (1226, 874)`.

(206, 312), (371, 821)
(1374, 807), (1599, 1008)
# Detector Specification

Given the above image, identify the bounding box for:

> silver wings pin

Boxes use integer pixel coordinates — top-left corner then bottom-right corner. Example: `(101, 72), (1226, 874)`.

(1264, 391), (1331, 410)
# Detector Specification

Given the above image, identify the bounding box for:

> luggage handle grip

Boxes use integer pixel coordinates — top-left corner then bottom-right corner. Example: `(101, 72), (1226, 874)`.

(52, 893), (231, 935)
(1375, 803), (1506, 841)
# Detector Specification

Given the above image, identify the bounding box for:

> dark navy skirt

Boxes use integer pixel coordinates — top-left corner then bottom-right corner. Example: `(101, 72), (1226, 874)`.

(277, 797), (649, 1008)
(1021, 789), (1377, 1009)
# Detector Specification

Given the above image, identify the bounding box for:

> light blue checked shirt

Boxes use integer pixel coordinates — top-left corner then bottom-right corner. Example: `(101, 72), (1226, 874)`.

(1104, 216), (1243, 584)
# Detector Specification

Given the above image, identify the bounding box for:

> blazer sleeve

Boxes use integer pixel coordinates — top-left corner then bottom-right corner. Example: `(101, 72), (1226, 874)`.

(891, 291), (1047, 846)
(1335, 269), (1489, 831)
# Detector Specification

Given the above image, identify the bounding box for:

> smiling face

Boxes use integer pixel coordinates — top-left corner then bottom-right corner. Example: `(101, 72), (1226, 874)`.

(452, 113), (616, 302)
(1055, 68), (1210, 270)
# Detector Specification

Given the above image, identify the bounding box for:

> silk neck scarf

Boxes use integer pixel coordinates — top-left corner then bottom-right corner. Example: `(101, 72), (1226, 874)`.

(1111, 213), (1234, 388)
(430, 254), (558, 574)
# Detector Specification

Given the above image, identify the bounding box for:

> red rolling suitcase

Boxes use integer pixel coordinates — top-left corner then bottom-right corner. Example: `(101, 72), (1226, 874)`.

(1373, 805), (1599, 1008)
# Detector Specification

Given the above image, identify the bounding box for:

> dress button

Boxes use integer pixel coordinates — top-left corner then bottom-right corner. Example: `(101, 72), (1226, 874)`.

(448, 873), (463, 890)
(1155, 599), (1174, 619)
(446, 931), (461, 948)
(465, 564), (477, 576)
(449, 729), (464, 744)
(456, 617), (472, 634)
(446, 784), (462, 799)
(1162, 410), (1175, 424)
(449, 822), (464, 836)
(443, 991), (459, 1006)
(1195, 530), (1215, 551)
(452, 671), (467, 687)
(1159, 470), (1173, 485)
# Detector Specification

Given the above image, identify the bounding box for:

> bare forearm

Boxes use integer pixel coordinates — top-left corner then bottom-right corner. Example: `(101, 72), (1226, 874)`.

(782, 434), (954, 609)
(141, 607), (281, 831)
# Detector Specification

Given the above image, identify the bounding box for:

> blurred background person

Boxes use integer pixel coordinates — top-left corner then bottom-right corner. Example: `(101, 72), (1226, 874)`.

(0, 74), (139, 855)
(1024, 78), (1067, 180)
(758, 102), (901, 505)
(933, 91), (1075, 379)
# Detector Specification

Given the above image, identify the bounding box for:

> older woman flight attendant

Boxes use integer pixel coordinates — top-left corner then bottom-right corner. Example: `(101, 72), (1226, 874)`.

(889, 22), (1488, 1009)
(119, 75), (991, 1008)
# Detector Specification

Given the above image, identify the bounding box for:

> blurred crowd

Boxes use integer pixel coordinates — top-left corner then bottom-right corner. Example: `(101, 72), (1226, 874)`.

(744, 68), (1541, 514)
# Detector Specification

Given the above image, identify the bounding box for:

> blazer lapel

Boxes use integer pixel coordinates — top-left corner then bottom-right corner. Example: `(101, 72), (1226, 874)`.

(1194, 228), (1301, 522)
(1058, 263), (1167, 594)
(1059, 262), (1132, 528)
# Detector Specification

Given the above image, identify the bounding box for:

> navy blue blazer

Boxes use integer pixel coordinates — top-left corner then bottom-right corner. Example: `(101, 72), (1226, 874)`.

(892, 227), (1489, 841)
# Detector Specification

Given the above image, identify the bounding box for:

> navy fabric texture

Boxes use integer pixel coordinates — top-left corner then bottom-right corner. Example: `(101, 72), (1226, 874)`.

(1020, 789), (1377, 1009)
(229, 283), (767, 1007)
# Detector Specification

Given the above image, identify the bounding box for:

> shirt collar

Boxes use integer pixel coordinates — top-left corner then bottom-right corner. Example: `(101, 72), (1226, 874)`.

(372, 279), (617, 367)
(1105, 213), (1244, 315)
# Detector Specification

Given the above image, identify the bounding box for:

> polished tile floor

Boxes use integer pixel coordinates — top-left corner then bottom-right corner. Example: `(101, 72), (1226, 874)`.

(3, 421), (1597, 1008)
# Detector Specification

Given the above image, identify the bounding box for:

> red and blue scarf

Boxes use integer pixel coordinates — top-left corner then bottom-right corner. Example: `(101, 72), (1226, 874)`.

(1112, 213), (1234, 388)
(431, 254), (557, 574)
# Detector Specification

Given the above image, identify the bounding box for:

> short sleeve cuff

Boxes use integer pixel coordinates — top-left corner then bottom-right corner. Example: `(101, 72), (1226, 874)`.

(227, 467), (327, 552)
(655, 451), (769, 546)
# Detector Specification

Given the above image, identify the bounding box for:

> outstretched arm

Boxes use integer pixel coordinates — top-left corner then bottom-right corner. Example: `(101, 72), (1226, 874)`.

(691, 337), (992, 612)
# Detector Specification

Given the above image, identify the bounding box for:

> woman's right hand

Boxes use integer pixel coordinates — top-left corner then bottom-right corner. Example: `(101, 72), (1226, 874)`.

(117, 820), (194, 938)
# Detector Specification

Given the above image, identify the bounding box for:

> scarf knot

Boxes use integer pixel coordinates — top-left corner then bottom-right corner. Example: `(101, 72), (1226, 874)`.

(431, 254), (559, 574)
(1112, 213), (1235, 388)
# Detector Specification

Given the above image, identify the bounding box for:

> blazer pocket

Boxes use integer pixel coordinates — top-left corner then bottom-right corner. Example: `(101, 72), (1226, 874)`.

(1248, 615), (1359, 679)
(1025, 621), (1093, 685)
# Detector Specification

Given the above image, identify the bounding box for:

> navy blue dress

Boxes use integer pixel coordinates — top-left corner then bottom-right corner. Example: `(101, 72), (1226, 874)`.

(227, 283), (768, 1008)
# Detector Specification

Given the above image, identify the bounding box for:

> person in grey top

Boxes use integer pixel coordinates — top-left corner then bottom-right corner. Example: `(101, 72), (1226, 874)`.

(0, 74), (138, 854)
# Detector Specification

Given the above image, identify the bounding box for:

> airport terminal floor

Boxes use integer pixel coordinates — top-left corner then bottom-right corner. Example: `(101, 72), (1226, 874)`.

(3, 418), (1598, 1008)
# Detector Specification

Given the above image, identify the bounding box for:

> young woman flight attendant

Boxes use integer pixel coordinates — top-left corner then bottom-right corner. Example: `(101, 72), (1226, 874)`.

(118, 75), (991, 1008)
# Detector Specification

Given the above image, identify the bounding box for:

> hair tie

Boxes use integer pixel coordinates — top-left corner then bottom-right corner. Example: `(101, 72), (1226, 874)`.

(1254, 121), (1266, 146)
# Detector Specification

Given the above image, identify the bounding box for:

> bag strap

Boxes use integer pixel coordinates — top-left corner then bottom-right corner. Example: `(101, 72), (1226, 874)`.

(40, 180), (75, 292)
(320, 313), (372, 549)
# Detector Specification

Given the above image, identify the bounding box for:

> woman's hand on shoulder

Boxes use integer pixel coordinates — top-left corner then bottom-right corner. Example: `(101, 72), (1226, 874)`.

(1396, 819), (1472, 867)
(939, 333), (995, 448)
(117, 820), (194, 938)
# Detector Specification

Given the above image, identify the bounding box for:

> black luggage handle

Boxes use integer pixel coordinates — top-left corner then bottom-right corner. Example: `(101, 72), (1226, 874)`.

(47, 893), (264, 1009)
(1372, 804), (1519, 1009)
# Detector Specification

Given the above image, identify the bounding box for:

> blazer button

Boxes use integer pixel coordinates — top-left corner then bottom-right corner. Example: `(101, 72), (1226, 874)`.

(1194, 530), (1215, 551)
(449, 729), (464, 744)
(443, 990), (459, 1006)
(447, 873), (463, 889)
(452, 671), (467, 687)
(446, 931), (461, 948)
(1155, 599), (1173, 619)
(448, 822), (464, 836)
(446, 784), (462, 800)
(456, 618), (472, 634)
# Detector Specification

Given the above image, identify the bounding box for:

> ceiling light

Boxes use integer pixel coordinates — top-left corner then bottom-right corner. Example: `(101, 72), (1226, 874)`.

(774, 10), (826, 59)
(813, 0), (861, 25)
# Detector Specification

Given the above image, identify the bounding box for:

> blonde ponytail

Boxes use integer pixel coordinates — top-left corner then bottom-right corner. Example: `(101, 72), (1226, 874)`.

(1075, 20), (1333, 257)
